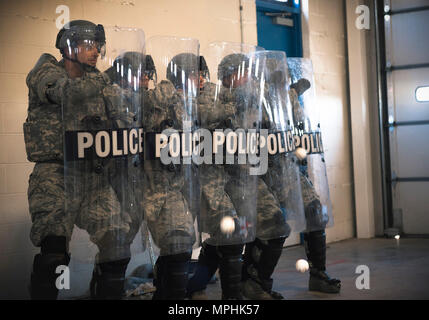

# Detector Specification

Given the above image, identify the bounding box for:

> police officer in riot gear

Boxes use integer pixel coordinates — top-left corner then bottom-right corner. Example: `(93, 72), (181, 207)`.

(142, 39), (199, 299)
(187, 47), (263, 300)
(25, 20), (141, 300)
(289, 69), (341, 294)
(24, 20), (107, 299)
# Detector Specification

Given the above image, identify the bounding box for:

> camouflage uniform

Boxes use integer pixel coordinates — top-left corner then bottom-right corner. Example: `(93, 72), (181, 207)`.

(24, 54), (67, 248)
(104, 59), (145, 252)
(288, 78), (340, 293)
(198, 82), (237, 242)
(142, 80), (195, 256)
(25, 52), (141, 255)
(241, 85), (291, 301)
(187, 67), (260, 300)
(218, 82), (259, 233)
(289, 88), (325, 228)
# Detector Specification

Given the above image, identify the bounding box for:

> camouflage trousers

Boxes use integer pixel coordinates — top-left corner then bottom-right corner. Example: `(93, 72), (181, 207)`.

(199, 165), (237, 245)
(299, 171), (329, 231)
(28, 162), (143, 261)
(255, 178), (291, 240)
(143, 166), (195, 256)
(299, 172), (320, 209)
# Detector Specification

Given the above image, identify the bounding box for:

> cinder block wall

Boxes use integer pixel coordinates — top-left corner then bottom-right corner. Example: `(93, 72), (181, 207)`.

(304, 0), (356, 242)
(0, 0), (355, 299)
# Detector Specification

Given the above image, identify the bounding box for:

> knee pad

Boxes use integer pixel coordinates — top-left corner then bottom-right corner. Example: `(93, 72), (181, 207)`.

(217, 244), (243, 257)
(40, 235), (68, 255)
(36, 235), (70, 274)
(97, 230), (131, 263)
(161, 230), (194, 256)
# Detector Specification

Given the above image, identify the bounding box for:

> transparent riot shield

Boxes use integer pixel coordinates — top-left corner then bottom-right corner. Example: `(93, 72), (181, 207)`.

(197, 41), (264, 246)
(143, 36), (199, 256)
(257, 51), (306, 241)
(287, 58), (334, 232)
(63, 26), (146, 266)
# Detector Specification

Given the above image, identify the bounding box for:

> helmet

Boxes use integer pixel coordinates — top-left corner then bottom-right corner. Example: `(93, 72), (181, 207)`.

(56, 20), (106, 57)
(265, 58), (286, 87)
(106, 51), (144, 88)
(217, 53), (248, 81)
(166, 53), (199, 89)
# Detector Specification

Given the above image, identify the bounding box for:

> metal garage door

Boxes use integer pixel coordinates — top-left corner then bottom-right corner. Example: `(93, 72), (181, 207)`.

(379, 0), (429, 235)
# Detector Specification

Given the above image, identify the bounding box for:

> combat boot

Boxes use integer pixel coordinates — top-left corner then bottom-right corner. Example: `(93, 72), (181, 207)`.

(241, 277), (284, 300)
(309, 268), (341, 293)
(241, 237), (286, 300)
(304, 230), (341, 293)
(30, 236), (70, 300)
(152, 252), (191, 300)
(90, 258), (130, 300)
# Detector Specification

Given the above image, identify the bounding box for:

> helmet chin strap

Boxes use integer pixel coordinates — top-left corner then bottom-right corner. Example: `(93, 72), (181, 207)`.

(63, 52), (97, 73)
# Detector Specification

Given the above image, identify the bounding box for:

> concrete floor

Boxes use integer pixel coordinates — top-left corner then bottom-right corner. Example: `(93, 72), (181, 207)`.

(203, 238), (429, 300)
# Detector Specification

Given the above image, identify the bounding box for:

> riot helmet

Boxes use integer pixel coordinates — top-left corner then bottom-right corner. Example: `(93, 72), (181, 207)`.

(217, 53), (249, 88)
(166, 52), (199, 90)
(56, 20), (106, 68)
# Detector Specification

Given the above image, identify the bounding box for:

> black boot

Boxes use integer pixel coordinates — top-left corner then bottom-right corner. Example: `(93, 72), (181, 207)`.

(30, 236), (70, 300)
(90, 258), (130, 300)
(218, 244), (244, 300)
(152, 252), (191, 300)
(241, 237), (285, 300)
(304, 230), (341, 293)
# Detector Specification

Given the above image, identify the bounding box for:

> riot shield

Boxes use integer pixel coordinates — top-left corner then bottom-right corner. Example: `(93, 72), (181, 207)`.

(257, 51), (306, 240)
(63, 26), (146, 265)
(287, 58), (334, 232)
(197, 41), (264, 246)
(143, 36), (199, 256)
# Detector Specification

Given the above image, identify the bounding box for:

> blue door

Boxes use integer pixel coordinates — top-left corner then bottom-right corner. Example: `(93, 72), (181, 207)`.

(256, 1), (303, 246)
(256, 0), (302, 58)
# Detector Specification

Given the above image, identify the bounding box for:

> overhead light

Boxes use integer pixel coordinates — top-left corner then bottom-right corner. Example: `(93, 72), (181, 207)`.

(416, 86), (429, 102)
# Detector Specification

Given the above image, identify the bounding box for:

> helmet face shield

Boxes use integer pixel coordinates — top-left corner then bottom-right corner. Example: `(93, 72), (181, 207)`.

(77, 39), (106, 55)
(166, 52), (199, 93)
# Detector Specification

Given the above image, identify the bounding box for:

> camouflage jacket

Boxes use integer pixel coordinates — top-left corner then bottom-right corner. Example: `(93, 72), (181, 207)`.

(24, 54), (126, 162)
(24, 54), (67, 162)
(143, 80), (192, 133)
(198, 82), (235, 130)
